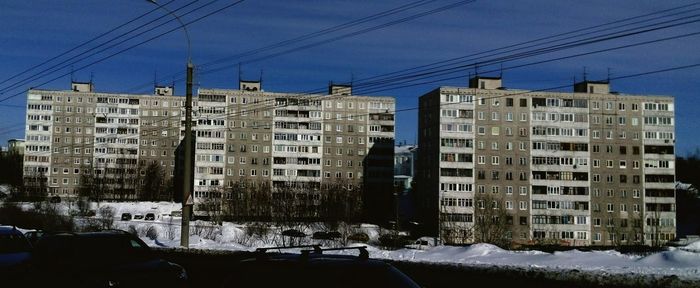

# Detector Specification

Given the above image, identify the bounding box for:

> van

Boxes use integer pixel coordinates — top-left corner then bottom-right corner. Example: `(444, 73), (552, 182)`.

(405, 237), (442, 250)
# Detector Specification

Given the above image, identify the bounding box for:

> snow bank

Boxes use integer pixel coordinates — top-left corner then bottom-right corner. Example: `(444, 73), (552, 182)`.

(683, 240), (700, 252)
(11, 200), (700, 281)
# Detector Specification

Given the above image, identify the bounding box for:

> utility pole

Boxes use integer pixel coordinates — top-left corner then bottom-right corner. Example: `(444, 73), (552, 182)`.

(182, 62), (193, 247)
(146, 0), (193, 248)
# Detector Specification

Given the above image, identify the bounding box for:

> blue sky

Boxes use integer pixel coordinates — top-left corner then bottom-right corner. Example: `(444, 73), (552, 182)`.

(1, 0), (699, 155)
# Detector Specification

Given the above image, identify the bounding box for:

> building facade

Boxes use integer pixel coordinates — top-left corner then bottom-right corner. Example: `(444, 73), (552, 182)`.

(7, 139), (25, 155)
(23, 81), (395, 219)
(394, 144), (417, 191)
(417, 77), (675, 246)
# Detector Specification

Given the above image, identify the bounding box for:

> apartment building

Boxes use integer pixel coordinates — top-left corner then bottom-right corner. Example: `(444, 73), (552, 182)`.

(24, 80), (395, 219)
(416, 76), (675, 246)
(7, 139), (25, 155)
(195, 82), (395, 220)
(394, 144), (417, 191)
(24, 82), (181, 198)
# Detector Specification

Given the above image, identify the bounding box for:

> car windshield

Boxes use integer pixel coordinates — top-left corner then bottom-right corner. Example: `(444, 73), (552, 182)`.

(0, 234), (31, 253)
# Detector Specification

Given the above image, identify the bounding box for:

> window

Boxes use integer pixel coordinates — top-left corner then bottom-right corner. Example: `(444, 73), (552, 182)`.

(519, 201), (527, 210)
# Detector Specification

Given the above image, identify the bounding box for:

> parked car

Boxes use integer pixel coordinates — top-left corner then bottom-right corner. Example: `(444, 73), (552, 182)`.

(31, 230), (187, 287)
(405, 236), (442, 250)
(121, 213), (132, 221)
(133, 214), (144, 220)
(312, 231), (342, 240)
(222, 245), (419, 288)
(0, 226), (33, 284)
(144, 213), (155, 221)
(23, 230), (46, 246)
(281, 229), (305, 238)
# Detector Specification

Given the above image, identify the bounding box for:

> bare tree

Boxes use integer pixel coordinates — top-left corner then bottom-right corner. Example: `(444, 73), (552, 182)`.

(319, 180), (362, 231)
(139, 162), (166, 201)
(630, 212), (644, 245)
(23, 169), (48, 201)
(197, 186), (225, 225)
(645, 202), (664, 247)
(439, 204), (474, 245)
(473, 193), (510, 247)
(78, 164), (109, 203)
(0, 151), (24, 195)
(223, 179), (273, 222)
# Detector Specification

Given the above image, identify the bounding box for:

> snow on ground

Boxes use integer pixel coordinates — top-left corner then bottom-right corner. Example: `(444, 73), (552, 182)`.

(364, 244), (700, 279)
(6, 201), (700, 280)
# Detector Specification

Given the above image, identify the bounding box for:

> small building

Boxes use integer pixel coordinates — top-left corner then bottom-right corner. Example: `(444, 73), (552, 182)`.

(8, 139), (25, 155)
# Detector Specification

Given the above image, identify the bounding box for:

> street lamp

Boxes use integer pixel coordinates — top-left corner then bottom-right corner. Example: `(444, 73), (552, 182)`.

(146, 0), (194, 248)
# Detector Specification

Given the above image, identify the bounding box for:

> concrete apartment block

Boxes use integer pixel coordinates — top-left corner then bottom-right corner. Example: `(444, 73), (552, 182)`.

(417, 77), (675, 246)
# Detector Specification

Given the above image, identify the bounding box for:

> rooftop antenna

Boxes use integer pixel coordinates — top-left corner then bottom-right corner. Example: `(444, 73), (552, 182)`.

(238, 63), (242, 82)
(583, 66), (588, 81)
(474, 63), (479, 77)
(259, 69), (264, 84)
(607, 67), (612, 83)
(350, 72), (355, 86)
(499, 63), (503, 78)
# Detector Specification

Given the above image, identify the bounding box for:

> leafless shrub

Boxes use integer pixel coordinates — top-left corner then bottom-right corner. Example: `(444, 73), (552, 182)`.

(97, 206), (116, 230)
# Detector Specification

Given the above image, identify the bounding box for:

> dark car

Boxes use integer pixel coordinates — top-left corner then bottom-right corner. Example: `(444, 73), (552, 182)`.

(0, 226), (33, 284)
(49, 196), (61, 203)
(222, 245), (420, 288)
(23, 230), (46, 246)
(121, 213), (132, 221)
(144, 213), (155, 221)
(31, 230), (187, 287)
(313, 231), (343, 240)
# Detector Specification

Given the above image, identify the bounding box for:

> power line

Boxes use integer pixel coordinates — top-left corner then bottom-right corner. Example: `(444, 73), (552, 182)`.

(203, 0), (476, 70)
(144, 3), (697, 108)
(349, 3), (700, 88)
(19, 60), (697, 155)
(199, 0), (439, 69)
(0, 0), (246, 104)
(124, 0), (474, 94)
(351, 14), (700, 94)
(40, 13), (700, 141)
(0, 0), (209, 95)
(0, 0), (177, 87)
(355, 30), (700, 95)
(9, 4), (698, 144)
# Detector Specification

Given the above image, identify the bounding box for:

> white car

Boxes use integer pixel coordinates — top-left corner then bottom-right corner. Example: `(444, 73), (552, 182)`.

(405, 237), (442, 250)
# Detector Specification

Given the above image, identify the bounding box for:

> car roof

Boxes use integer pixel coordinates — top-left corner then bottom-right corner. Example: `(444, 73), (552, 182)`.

(34, 230), (138, 242)
(245, 253), (389, 266)
(0, 226), (24, 235)
(231, 253), (420, 288)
